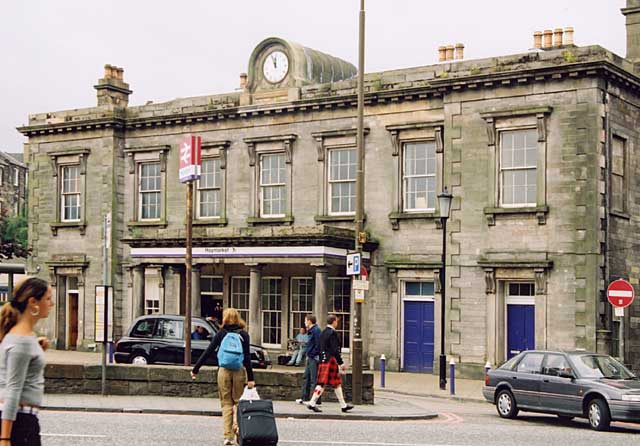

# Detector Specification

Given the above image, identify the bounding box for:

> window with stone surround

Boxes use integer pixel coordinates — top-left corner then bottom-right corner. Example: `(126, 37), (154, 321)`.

(231, 277), (250, 328)
(481, 107), (551, 225)
(261, 277), (282, 346)
(124, 144), (168, 227)
(328, 277), (351, 350)
(13, 168), (19, 187)
(260, 153), (286, 217)
(499, 129), (537, 207)
(138, 162), (161, 221)
(611, 135), (627, 214)
(244, 135), (295, 225)
(402, 142), (437, 212)
(197, 158), (222, 218)
(60, 165), (81, 222)
(328, 148), (356, 215)
(290, 278), (313, 339)
(0, 167), (3, 186)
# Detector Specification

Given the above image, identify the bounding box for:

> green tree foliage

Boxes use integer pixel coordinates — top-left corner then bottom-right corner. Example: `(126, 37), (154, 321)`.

(0, 215), (29, 259)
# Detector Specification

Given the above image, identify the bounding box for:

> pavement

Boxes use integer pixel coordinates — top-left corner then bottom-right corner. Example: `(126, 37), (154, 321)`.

(43, 350), (487, 420)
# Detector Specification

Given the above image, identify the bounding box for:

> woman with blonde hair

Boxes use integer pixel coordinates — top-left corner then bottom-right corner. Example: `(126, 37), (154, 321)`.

(0, 277), (53, 446)
(192, 308), (254, 445)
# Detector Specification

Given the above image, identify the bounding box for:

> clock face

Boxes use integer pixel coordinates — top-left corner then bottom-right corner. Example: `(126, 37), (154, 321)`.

(263, 50), (289, 84)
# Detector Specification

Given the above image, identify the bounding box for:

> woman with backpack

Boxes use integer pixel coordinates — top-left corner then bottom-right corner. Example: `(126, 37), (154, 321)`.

(191, 308), (254, 446)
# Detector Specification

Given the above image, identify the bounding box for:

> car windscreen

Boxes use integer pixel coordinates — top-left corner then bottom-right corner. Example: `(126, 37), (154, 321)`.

(571, 354), (636, 379)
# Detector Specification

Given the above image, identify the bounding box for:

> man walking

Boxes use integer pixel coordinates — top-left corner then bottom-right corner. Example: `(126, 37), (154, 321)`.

(306, 314), (354, 413)
(296, 314), (321, 404)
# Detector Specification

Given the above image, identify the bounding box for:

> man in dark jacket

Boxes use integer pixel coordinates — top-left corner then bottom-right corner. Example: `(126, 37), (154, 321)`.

(306, 314), (354, 413)
(296, 314), (321, 404)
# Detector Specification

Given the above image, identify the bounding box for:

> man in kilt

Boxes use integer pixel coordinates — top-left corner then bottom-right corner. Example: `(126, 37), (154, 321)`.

(306, 314), (354, 413)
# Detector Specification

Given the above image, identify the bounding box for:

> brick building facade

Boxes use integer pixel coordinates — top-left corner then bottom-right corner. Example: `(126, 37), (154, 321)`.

(19, 2), (640, 375)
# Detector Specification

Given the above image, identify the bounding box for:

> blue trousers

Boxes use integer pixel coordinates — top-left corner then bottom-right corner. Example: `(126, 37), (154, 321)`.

(301, 357), (320, 401)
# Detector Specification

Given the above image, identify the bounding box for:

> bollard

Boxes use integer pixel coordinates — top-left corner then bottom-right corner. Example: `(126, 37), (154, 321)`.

(449, 358), (456, 396)
(484, 361), (491, 375)
(108, 342), (114, 364)
(380, 354), (386, 388)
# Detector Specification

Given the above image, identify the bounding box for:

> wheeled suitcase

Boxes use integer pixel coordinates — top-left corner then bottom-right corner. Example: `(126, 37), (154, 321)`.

(237, 399), (278, 446)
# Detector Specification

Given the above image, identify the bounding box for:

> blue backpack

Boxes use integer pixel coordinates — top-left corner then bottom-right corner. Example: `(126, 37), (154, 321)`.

(217, 331), (244, 370)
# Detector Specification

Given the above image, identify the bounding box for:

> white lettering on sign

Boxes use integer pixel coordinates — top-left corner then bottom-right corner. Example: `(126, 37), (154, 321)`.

(609, 290), (633, 297)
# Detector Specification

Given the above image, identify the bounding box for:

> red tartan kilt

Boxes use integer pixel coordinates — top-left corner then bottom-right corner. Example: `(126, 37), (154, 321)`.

(316, 357), (341, 387)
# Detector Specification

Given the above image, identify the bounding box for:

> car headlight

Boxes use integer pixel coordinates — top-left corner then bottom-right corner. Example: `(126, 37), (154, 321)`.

(621, 394), (640, 402)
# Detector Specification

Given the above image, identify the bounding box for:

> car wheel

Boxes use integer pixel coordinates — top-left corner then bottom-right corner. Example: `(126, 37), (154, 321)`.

(496, 389), (519, 419)
(130, 354), (149, 365)
(587, 398), (611, 431)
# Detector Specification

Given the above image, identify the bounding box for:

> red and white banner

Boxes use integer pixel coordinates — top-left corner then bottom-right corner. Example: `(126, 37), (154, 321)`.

(179, 135), (202, 183)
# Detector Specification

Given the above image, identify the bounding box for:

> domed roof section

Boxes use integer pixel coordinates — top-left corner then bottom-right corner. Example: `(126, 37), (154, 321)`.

(247, 37), (357, 92)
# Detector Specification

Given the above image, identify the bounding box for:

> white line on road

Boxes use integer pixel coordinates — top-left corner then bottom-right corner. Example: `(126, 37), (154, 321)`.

(279, 441), (463, 446)
(42, 433), (108, 438)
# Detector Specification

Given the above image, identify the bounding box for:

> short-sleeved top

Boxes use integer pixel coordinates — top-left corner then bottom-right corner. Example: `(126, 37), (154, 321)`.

(0, 334), (46, 421)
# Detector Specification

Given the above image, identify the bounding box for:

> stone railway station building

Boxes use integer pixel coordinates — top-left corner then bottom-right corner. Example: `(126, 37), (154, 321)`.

(18, 2), (640, 375)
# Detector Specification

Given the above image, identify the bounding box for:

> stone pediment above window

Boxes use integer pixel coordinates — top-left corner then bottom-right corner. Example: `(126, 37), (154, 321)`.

(243, 134), (297, 166)
(47, 148), (90, 177)
(478, 254), (553, 295)
(386, 121), (444, 156)
(123, 144), (169, 174)
(201, 140), (231, 169)
(312, 128), (369, 161)
(480, 106), (552, 145)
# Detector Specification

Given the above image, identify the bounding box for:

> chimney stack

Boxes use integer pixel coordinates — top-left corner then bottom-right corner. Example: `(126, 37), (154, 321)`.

(533, 31), (543, 49)
(445, 45), (455, 61)
(553, 28), (564, 47)
(622, 0), (640, 64)
(95, 64), (132, 107)
(455, 43), (465, 60)
(543, 30), (553, 49)
(240, 72), (248, 90)
(438, 46), (447, 62)
(564, 27), (574, 45)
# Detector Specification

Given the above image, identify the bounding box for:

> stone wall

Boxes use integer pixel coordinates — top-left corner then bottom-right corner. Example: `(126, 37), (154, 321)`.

(44, 364), (375, 404)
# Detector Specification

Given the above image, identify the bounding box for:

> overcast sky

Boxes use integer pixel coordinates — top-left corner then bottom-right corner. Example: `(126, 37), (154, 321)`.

(0, 0), (626, 152)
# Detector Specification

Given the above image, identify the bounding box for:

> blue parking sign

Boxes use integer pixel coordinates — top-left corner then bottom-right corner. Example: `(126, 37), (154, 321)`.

(347, 253), (361, 276)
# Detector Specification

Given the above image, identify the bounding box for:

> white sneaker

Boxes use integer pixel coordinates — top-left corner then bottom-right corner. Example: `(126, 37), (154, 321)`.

(295, 398), (304, 404)
(224, 439), (233, 445)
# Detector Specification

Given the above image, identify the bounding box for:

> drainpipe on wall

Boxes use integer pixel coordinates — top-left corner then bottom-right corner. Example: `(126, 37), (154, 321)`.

(603, 81), (614, 354)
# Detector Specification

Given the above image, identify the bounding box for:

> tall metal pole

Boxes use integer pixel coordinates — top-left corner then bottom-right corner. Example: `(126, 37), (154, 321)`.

(184, 181), (193, 366)
(439, 217), (448, 390)
(101, 214), (109, 395)
(352, 0), (366, 405)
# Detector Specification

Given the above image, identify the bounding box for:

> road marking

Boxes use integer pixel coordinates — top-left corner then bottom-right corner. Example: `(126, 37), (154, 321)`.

(42, 433), (108, 438)
(279, 441), (463, 446)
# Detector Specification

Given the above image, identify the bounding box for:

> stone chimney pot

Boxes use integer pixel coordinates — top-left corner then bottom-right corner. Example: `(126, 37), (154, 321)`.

(445, 45), (455, 61)
(455, 43), (465, 60)
(564, 27), (574, 45)
(543, 30), (553, 49)
(553, 28), (564, 47)
(533, 31), (543, 49)
(240, 72), (248, 89)
(438, 46), (447, 62)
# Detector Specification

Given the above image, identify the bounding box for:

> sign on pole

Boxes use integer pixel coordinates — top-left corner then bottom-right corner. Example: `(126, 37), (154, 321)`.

(607, 279), (635, 309)
(95, 285), (113, 343)
(346, 252), (361, 276)
(352, 279), (369, 290)
(355, 289), (365, 303)
(179, 135), (202, 183)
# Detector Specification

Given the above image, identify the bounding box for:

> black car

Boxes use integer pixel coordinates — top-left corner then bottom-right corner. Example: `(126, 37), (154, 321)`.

(114, 314), (271, 369)
(483, 350), (640, 430)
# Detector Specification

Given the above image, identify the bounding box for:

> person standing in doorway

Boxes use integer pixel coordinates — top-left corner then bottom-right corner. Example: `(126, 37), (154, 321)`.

(0, 277), (54, 446)
(306, 314), (353, 413)
(296, 314), (321, 404)
(191, 308), (255, 446)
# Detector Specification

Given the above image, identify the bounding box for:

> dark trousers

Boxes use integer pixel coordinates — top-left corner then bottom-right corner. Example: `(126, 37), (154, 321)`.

(0, 412), (41, 446)
(301, 357), (320, 401)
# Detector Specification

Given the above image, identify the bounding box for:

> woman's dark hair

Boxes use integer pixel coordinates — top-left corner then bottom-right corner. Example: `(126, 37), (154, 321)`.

(0, 277), (49, 342)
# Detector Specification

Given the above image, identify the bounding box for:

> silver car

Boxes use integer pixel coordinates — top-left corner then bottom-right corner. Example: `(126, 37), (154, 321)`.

(483, 350), (640, 431)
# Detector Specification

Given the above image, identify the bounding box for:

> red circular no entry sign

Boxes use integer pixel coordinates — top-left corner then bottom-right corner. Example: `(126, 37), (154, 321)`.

(607, 279), (635, 309)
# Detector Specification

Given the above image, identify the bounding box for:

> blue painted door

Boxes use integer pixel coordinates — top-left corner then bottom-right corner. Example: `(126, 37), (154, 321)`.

(403, 301), (434, 372)
(507, 304), (535, 359)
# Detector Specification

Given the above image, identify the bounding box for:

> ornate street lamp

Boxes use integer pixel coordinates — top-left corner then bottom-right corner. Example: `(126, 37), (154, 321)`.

(437, 187), (453, 390)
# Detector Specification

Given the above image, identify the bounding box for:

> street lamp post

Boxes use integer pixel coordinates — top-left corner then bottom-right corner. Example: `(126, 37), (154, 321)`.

(437, 187), (453, 390)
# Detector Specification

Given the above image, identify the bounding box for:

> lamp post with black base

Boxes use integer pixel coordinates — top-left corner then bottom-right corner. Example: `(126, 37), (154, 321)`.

(437, 187), (453, 390)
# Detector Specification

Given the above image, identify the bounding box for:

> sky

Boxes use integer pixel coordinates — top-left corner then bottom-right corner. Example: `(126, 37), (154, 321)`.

(0, 0), (626, 153)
